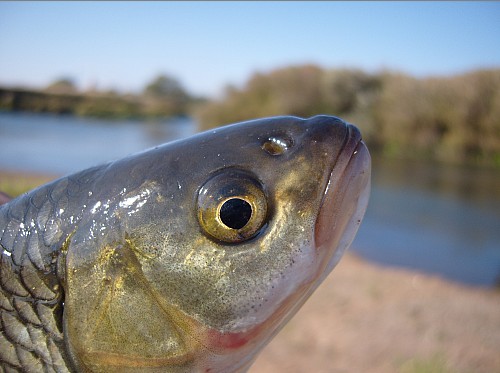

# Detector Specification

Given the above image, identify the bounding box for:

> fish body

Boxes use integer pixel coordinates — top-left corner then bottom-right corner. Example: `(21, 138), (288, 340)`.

(0, 115), (370, 372)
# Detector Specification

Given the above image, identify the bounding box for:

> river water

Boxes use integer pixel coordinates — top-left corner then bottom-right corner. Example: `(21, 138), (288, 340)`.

(1, 112), (499, 287)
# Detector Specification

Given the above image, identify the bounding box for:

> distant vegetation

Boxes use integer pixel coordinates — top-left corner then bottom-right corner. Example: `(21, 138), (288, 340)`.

(0, 74), (205, 120)
(196, 65), (500, 167)
(2, 67), (499, 166)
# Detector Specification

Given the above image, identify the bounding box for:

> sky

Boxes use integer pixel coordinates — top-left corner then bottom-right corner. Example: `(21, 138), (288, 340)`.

(1, 1), (499, 97)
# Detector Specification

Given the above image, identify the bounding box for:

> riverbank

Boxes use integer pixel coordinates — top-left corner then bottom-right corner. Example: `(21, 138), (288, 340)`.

(0, 169), (57, 198)
(252, 252), (500, 373)
(0, 86), (200, 120)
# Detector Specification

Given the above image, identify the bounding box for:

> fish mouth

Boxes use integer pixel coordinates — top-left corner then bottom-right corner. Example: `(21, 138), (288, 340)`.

(314, 123), (371, 278)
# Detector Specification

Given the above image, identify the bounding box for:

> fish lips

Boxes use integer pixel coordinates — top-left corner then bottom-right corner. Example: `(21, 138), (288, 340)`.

(314, 123), (371, 279)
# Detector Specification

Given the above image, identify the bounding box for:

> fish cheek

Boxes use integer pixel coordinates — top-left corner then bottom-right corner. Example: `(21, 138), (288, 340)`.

(63, 237), (200, 371)
(189, 160), (326, 329)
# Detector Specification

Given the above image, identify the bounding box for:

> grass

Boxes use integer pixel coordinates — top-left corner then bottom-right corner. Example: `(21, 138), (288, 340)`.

(399, 354), (451, 373)
(0, 171), (55, 198)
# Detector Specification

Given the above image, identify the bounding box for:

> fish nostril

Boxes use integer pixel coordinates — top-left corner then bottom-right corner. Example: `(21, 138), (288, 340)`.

(262, 136), (293, 155)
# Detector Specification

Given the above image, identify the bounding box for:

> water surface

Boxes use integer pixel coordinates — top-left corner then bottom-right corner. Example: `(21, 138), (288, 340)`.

(0, 112), (194, 174)
(355, 157), (500, 287)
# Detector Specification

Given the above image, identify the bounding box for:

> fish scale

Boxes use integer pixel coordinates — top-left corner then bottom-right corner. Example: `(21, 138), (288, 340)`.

(1, 178), (79, 372)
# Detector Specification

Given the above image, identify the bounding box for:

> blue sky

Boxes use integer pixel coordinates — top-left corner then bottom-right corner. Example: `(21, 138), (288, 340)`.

(1, 1), (499, 97)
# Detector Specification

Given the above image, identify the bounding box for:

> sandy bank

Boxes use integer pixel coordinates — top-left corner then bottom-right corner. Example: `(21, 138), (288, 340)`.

(251, 252), (500, 373)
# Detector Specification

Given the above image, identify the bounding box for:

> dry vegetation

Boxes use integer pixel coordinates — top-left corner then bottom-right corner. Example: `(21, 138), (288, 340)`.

(196, 66), (500, 167)
(0, 75), (203, 120)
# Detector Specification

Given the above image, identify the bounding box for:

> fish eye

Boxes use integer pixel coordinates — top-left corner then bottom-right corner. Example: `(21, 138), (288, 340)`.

(197, 170), (268, 243)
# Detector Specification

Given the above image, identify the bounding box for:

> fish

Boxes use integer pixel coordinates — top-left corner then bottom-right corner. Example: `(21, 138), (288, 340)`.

(0, 115), (370, 372)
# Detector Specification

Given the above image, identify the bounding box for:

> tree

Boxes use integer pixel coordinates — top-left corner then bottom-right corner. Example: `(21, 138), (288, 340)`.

(143, 74), (188, 100)
(142, 74), (192, 116)
(45, 77), (78, 94)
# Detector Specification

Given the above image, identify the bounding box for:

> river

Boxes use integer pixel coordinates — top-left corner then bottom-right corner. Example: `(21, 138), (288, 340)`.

(1, 112), (499, 287)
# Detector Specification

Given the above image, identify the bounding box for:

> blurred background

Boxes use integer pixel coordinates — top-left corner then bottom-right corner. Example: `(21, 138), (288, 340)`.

(1, 2), (499, 372)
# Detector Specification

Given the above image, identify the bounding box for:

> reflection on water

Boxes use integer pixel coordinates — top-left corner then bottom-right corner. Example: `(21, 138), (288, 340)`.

(371, 156), (500, 211)
(1, 112), (499, 287)
(352, 156), (500, 287)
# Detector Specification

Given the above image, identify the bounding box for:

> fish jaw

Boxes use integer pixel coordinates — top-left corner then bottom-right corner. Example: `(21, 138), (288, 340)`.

(315, 124), (371, 280)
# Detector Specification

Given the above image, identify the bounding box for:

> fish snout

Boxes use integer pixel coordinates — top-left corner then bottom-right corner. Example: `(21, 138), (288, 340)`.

(314, 123), (371, 277)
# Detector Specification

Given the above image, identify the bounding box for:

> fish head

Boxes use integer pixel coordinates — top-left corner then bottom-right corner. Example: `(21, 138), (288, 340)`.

(63, 115), (370, 372)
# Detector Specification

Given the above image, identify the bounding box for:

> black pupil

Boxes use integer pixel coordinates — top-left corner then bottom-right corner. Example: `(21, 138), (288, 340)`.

(220, 198), (252, 230)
